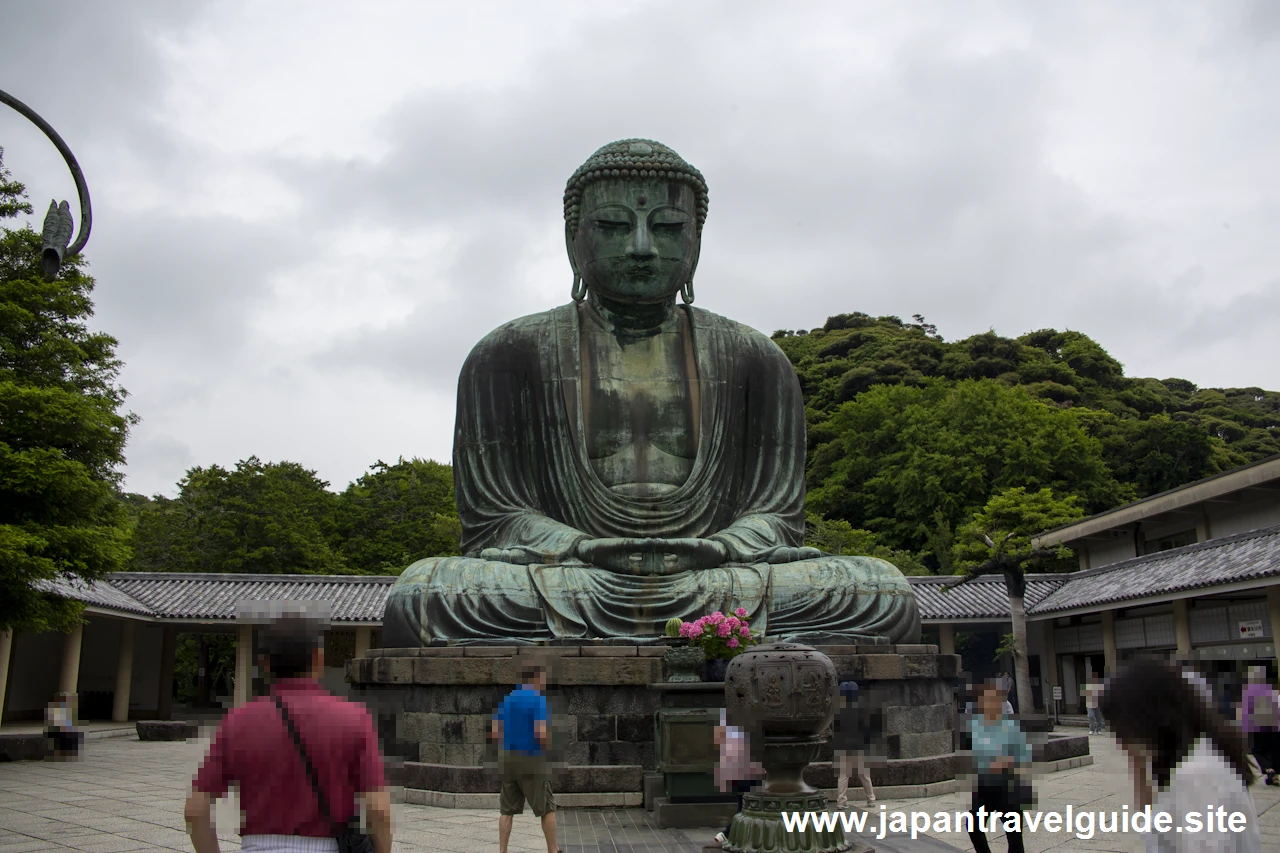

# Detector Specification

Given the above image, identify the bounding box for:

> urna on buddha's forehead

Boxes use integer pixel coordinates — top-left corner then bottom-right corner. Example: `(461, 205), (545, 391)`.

(563, 138), (710, 234)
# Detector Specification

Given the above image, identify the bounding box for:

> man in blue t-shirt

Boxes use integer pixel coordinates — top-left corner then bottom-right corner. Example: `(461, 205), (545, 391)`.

(491, 662), (557, 853)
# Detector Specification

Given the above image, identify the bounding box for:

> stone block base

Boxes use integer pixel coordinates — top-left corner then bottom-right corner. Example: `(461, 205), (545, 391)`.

(0, 734), (47, 762)
(654, 797), (738, 829)
(136, 721), (199, 741)
(805, 753), (962, 789)
(392, 761), (644, 795)
(350, 643), (964, 800)
(1036, 733), (1090, 763)
(401, 789), (642, 808)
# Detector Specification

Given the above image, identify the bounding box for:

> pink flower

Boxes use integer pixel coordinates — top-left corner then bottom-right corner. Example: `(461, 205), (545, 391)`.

(734, 607), (748, 618)
(726, 616), (741, 631)
(708, 612), (725, 624)
(716, 622), (733, 638)
(739, 625), (751, 637)
(727, 637), (740, 648)
(679, 623), (696, 639)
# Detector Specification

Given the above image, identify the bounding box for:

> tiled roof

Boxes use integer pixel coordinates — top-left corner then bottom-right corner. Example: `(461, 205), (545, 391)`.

(35, 577), (152, 618)
(1028, 524), (1280, 615)
(908, 574), (1066, 621)
(105, 572), (396, 622)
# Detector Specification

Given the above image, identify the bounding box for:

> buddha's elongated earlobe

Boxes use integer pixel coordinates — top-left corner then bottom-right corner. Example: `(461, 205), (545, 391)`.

(681, 241), (700, 304)
(566, 228), (586, 302)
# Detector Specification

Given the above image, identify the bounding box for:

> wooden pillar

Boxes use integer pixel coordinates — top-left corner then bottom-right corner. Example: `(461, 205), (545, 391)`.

(937, 623), (955, 657)
(1268, 586), (1280, 676)
(355, 626), (372, 659)
(157, 626), (177, 720)
(0, 628), (13, 725)
(1101, 611), (1117, 677)
(59, 622), (84, 698)
(1173, 599), (1192, 660)
(1041, 621), (1059, 714)
(111, 622), (136, 722)
(234, 625), (253, 706)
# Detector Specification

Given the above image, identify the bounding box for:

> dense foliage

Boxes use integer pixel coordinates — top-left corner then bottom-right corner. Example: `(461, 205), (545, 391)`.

(331, 458), (461, 573)
(128, 456), (459, 575)
(130, 457), (348, 574)
(776, 313), (1279, 572)
(0, 149), (135, 632)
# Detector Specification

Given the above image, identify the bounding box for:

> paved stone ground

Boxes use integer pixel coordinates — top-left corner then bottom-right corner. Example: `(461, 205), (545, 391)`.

(1, 731), (1277, 853)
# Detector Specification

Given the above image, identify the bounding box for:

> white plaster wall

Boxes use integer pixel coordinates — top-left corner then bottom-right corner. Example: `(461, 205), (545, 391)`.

(1088, 536), (1137, 569)
(1208, 497), (1280, 539)
(1143, 518), (1199, 541)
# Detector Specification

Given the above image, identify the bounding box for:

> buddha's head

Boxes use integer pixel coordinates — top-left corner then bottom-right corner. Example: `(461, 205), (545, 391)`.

(564, 139), (708, 305)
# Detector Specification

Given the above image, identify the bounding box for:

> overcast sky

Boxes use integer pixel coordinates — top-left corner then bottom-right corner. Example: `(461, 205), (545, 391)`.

(2, 1), (1278, 498)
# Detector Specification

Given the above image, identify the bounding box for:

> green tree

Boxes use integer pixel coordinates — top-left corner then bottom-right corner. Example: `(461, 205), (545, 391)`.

(806, 378), (1127, 564)
(803, 512), (930, 575)
(332, 457), (461, 574)
(776, 315), (1279, 521)
(0, 150), (135, 632)
(131, 457), (347, 574)
(951, 486), (1085, 715)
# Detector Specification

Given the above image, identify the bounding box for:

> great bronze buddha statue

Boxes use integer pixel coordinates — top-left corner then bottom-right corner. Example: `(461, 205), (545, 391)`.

(382, 139), (920, 645)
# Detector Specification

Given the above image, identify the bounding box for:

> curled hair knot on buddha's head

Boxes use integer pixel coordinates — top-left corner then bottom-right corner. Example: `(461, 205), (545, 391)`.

(562, 138), (709, 236)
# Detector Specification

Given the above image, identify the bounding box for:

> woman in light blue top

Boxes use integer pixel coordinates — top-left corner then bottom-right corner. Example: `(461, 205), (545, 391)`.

(967, 680), (1032, 853)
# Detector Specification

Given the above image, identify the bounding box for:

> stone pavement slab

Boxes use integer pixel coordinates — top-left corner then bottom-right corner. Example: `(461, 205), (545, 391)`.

(1, 731), (1274, 852)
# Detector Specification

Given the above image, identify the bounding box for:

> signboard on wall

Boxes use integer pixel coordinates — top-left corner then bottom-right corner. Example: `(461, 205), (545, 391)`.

(1240, 620), (1265, 639)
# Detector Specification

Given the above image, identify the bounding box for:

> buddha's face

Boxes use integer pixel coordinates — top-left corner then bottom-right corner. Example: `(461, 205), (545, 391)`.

(572, 177), (699, 303)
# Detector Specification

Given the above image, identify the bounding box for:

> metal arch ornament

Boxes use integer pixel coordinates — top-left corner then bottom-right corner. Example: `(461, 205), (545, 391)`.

(0, 88), (92, 281)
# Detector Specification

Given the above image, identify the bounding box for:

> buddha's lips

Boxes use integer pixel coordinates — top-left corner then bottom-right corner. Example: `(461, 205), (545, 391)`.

(623, 262), (657, 277)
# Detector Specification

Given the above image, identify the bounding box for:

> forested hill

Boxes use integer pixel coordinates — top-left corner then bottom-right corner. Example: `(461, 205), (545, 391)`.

(773, 313), (1280, 572)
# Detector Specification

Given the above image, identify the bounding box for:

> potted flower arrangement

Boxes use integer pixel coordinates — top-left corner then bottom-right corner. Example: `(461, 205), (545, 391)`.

(680, 608), (759, 681)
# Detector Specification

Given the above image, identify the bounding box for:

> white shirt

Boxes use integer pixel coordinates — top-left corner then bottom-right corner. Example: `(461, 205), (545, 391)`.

(1147, 737), (1261, 853)
(240, 837), (337, 853)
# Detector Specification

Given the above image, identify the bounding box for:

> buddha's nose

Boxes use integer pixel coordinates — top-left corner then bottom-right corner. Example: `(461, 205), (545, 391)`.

(627, 222), (657, 259)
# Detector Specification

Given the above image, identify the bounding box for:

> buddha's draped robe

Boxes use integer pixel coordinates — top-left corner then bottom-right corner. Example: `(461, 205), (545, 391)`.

(383, 303), (920, 645)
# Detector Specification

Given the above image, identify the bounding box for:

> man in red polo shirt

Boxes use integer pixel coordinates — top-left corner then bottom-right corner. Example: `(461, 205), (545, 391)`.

(184, 612), (393, 853)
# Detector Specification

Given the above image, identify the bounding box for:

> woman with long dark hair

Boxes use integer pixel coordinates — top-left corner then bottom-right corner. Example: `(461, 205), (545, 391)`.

(1101, 657), (1261, 852)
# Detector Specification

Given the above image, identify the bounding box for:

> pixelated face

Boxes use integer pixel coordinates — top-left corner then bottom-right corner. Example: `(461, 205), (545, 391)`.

(572, 177), (699, 303)
(977, 683), (1004, 717)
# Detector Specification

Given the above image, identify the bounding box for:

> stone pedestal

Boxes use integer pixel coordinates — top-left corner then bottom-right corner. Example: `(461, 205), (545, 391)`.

(347, 644), (664, 806)
(346, 643), (963, 809)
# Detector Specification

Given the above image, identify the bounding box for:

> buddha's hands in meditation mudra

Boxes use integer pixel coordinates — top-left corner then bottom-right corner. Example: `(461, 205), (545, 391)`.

(577, 538), (727, 574)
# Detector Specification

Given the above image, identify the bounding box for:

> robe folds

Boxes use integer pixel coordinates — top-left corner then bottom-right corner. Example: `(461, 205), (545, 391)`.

(383, 302), (920, 645)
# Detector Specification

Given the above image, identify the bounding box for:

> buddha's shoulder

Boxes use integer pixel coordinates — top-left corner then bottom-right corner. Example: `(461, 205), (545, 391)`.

(465, 305), (572, 356)
(689, 306), (791, 362)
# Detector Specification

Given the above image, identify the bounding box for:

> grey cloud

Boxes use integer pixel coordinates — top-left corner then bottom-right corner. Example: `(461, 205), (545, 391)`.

(312, 222), (555, 394)
(89, 212), (309, 353)
(5, 0), (1279, 496)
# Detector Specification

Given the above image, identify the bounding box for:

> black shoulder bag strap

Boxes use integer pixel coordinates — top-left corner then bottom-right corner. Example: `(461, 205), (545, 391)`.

(273, 694), (372, 853)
